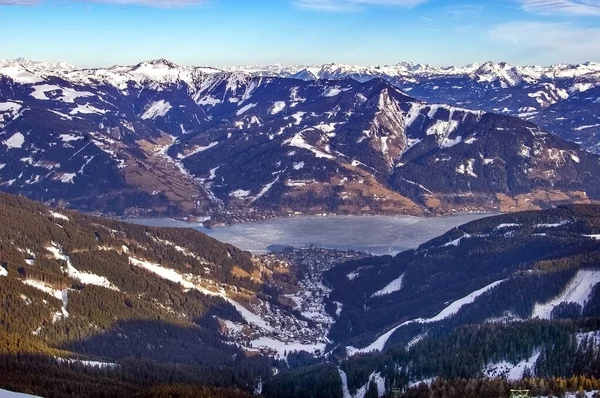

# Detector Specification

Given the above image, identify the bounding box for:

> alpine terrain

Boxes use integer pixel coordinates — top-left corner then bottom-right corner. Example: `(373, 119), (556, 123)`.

(1, 59), (600, 221)
(1, 193), (600, 397)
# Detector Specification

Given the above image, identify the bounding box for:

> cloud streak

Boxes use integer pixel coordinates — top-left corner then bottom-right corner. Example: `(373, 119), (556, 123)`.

(0, 0), (206, 6)
(0, 0), (39, 4)
(521, 0), (600, 17)
(489, 20), (600, 63)
(295, 0), (428, 12)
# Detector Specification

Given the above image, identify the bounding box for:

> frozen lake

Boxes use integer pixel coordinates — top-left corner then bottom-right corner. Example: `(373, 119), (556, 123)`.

(130, 213), (493, 255)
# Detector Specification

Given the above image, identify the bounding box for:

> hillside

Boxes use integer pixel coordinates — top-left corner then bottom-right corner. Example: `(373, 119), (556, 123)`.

(230, 60), (600, 155)
(0, 192), (356, 397)
(2, 60), (600, 220)
(2, 194), (600, 396)
(262, 205), (600, 397)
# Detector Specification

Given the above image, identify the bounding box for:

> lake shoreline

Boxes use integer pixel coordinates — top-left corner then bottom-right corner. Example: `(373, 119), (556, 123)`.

(127, 213), (496, 256)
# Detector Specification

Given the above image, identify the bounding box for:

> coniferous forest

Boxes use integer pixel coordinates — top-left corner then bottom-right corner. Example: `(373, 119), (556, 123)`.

(0, 193), (600, 397)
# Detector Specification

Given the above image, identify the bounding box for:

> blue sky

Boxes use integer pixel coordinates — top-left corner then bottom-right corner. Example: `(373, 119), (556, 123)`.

(0, 0), (599, 67)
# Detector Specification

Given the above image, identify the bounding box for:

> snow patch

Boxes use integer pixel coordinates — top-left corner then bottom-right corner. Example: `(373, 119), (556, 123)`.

(532, 269), (600, 319)
(141, 100), (172, 120)
(3, 132), (25, 149)
(348, 279), (506, 355)
(50, 211), (69, 221)
(236, 102), (257, 116)
(483, 350), (540, 380)
(230, 189), (251, 199)
(372, 273), (405, 297)
(270, 101), (286, 115)
(46, 244), (118, 291)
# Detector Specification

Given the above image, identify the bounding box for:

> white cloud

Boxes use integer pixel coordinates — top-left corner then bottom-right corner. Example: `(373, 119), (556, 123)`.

(295, 0), (428, 12)
(521, 0), (600, 16)
(0, 0), (39, 4)
(0, 0), (206, 6)
(489, 20), (600, 63)
(80, 0), (206, 6)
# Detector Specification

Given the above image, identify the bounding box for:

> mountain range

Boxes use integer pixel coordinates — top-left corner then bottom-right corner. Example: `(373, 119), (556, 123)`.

(1, 59), (600, 219)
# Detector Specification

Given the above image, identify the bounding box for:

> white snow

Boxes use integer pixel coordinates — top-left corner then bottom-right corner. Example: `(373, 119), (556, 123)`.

(270, 101), (286, 115)
(30, 84), (92, 103)
(55, 357), (118, 369)
(456, 159), (477, 177)
(339, 369), (385, 398)
(236, 102), (257, 116)
(230, 189), (251, 199)
(293, 161), (305, 170)
(291, 111), (305, 125)
(0, 101), (22, 113)
(323, 87), (343, 97)
(443, 233), (472, 247)
(284, 133), (334, 159)
(197, 95), (221, 106)
(576, 331), (600, 346)
(130, 256), (197, 290)
(585, 234), (600, 240)
(347, 271), (359, 281)
(423, 280), (507, 324)
(141, 100), (172, 120)
(251, 177), (279, 203)
(23, 279), (69, 320)
(483, 350), (540, 380)
(249, 337), (325, 359)
(58, 173), (76, 184)
(59, 133), (83, 143)
(0, 64), (44, 84)
(532, 269), (600, 319)
(372, 273), (405, 297)
(50, 211), (69, 221)
(130, 256), (272, 331)
(348, 279), (506, 355)
(495, 223), (521, 230)
(0, 266), (7, 277)
(179, 142), (218, 158)
(0, 388), (41, 398)
(3, 132), (25, 149)
(535, 220), (570, 228)
(69, 104), (106, 115)
(46, 244), (119, 291)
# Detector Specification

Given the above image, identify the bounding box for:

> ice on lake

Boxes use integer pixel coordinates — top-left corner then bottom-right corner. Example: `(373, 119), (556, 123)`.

(130, 214), (492, 255)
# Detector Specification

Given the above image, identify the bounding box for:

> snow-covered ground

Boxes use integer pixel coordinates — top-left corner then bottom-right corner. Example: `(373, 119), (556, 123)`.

(46, 243), (119, 291)
(372, 273), (404, 297)
(348, 279), (507, 355)
(55, 356), (118, 369)
(0, 389), (41, 398)
(483, 350), (540, 380)
(532, 269), (600, 319)
(339, 368), (386, 398)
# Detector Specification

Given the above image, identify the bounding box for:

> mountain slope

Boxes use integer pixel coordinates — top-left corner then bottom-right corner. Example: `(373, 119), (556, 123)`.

(2, 59), (600, 218)
(324, 205), (600, 352)
(235, 60), (600, 155)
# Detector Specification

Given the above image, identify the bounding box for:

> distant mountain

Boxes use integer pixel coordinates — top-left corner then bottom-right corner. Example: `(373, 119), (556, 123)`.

(235, 60), (600, 154)
(2, 59), (600, 218)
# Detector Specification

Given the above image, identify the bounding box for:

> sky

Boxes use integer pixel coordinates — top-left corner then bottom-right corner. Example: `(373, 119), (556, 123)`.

(0, 0), (599, 68)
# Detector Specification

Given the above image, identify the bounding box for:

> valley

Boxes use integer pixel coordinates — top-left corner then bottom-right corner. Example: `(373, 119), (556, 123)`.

(1, 193), (600, 397)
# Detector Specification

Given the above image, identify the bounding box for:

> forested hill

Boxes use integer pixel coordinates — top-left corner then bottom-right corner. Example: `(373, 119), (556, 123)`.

(0, 192), (283, 397)
(263, 206), (600, 398)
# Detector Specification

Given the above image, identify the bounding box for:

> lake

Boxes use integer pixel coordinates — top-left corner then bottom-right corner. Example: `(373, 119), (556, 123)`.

(130, 213), (493, 255)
